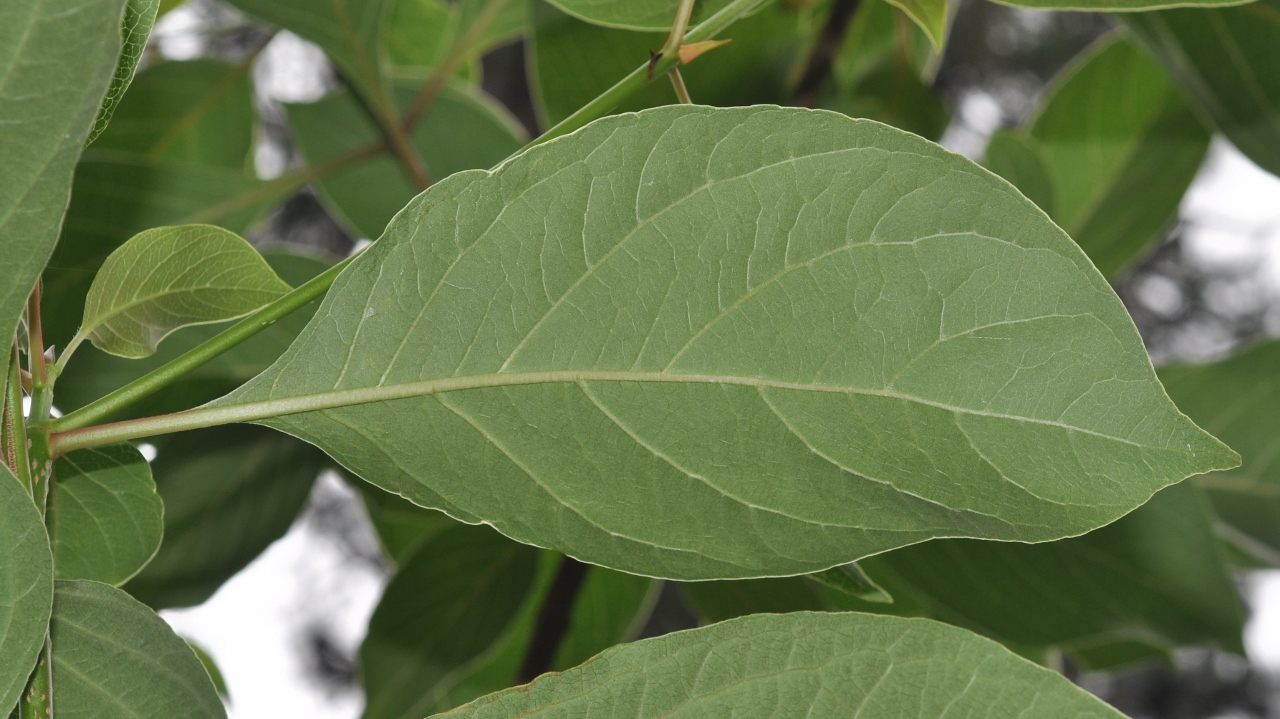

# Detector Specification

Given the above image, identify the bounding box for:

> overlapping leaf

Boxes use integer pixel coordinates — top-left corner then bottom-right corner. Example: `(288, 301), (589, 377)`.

(0, 0), (128, 348)
(49, 443), (163, 586)
(542, 0), (735, 31)
(0, 467), (54, 718)
(985, 35), (1209, 279)
(50, 580), (227, 719)
(433, 612), (1125, 719)
(214, 105), (1235, 580)
(90, 0), (163, 143)
(387, 0), (529, 70)
(1123, 0), (1280, 178)
(75, 225), (291, 359)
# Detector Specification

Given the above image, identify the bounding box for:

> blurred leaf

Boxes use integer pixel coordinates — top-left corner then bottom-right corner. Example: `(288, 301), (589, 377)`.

(92, 59), (256, 170)
(51, 580), (227, 719)
(125, 425), (326, 609)
(531, 0), (807, 127)
(186, 640), (230, 701)
(1123, 0), (1280, 178)
(433, 613), (1124, 719)
(984, 35), (1209, 279)
(214, 105), (1235, 580)
(0, 0), (127, 353)
(287, 80), (524, 238)
(0, 466), (54, 718)
(541, 0), (734, 31)
(42, 152), (275, 349)
(89, 0), (162, 144)
(49, 443), (163, 586)
(385, 0), (527, 74)
(1067, 637), (1172, 673)
(224, 0), (395, 114)
(1160, 340), (1280, 566)
(834, 0), (936, 90)
(998, 0), (1250, 8)
(807, 563), (892, 603)
(57, 251), (332, 422)
(821, 53), (949, 140)
(75, 225), (290, 359)
(361, 523), (540, 719)
(358, 482), (457, 563)
(883, 0), (947, 50)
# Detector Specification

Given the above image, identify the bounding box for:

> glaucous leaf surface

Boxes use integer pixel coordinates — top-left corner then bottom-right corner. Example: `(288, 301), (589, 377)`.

(686, 482), (1243, 662)
(434, 612), (1124, 719)
(90, 0), (162, 144)
(531, 0), (807, 127)
(0, 0), (127, 347)
(92, 59), (256, 169)
(224, 0), (393, 112)
(288, 80), (524, 238)
(1123, 0), (1280, 178)
(126, 425), (325, 609)
(215, 105), (1235, 580)
(883, 0), (947, 50)
(49, 443), (163, 586)
(76, 225), (291, 359)
(1160, 340), (1280, 565)
(984, 35), (1209, 279)
(50, 580), (227, 719)
(0, 467), (54, 718)
(43, 153), (272, 348)
(362, 523), (540, 719)
(542, 0), (735, 30)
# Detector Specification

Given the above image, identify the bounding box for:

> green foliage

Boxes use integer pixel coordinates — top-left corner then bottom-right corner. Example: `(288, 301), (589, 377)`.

(215, 105), (1233, 580)
(89, 0), (162, 144)
(542, 0), (737, 31)
(985, 34), (1209, 278)
(434, 612), (1125, 719)
(49, 444), (162, 586)
(73, 225), (291, 360)
(0, 468), (53, 718)
(883, 0), (948, 49)
(49, 580), (227, 719)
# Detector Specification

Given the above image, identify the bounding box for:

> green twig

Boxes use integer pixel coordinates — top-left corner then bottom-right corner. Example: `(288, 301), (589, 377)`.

(661, 0), (699, 55)
(18, 635), (52, 719)
(669, 68), (693, 103)
(525, 0), (765, 150)
(49, 253), (357, 434)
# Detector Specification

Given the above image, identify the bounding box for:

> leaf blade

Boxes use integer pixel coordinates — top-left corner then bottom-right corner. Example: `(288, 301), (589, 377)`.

(0, 467), (54, 717)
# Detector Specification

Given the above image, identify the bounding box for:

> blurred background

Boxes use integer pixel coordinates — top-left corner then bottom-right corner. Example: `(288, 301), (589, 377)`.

(127, 0), (1280, 716)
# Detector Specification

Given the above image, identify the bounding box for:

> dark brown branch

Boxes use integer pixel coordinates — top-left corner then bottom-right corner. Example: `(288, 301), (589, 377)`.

(791, 0), (861, 108)
(517, 557), (591, 684)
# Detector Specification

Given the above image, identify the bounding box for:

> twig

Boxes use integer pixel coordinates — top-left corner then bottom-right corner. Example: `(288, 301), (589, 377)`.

(517, 557), (591, 683)
(669, 68), (693, 103)
(402, 0), (512, 132)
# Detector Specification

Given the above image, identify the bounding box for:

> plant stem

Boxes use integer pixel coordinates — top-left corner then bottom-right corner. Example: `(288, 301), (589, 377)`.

(402, 0), (512, 132)
(517, 557), (591, 684)
(525, 0), (767, 149)
(669, 68), (693, 104)
(18, 635), (52, 719)
(378, 105), (432, 192)
(791, 0), (861, 107)
(661, 0), (699, 55)
(49, 253), (357, 434)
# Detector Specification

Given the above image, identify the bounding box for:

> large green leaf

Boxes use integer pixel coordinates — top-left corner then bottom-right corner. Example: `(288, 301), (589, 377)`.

(211, 105), (1234, 581)
(542, 0), (735, 31)
(362, 523), (540, 719)
(686, 481), (1243, 662)
(57, 251), (332, 422)
(74, 225), (291, 359)
(287, 79), (525, 239)
(1123, 0), (1280, 178)
(0, 0), (127, 348)
(0, 467), (54, 718)
(49, 444), (163, 586)
(1160, 340), (1280, 565)
(89, 0), (163, 144)
(530, 0), (807, 127)
(126, 425), (326, 609)
(434, 612), (1124, 719)
(224, 0), (394, 114)
(92, 59), (256, 170)
(43, 152), (274, 349)
(984, 35), (1209, 279)
(50, 580), (227, 719)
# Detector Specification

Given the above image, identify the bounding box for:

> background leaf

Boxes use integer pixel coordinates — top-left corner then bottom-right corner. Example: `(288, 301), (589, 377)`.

(216, 105), (1234, 580)
(0, 0), (128, 348)
(50, 579), (227, 719)
(433, 612), (1125, 719)
(0, 467), (54, 718)
(984, 34), (1210, 279)
(77, 225), (291, 359)
(883, 0), (947, 50)
(1122, 0), (1280, 178)
(49, 443), (163, 586)
(541, 0), (736, 31)
(89, 0), (163, 144)
(287, 80), (525, 239)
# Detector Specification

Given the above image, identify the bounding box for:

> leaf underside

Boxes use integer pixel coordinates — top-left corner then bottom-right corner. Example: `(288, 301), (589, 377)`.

(214, 105), (1234, 581)
(0, 468), (54, 717)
